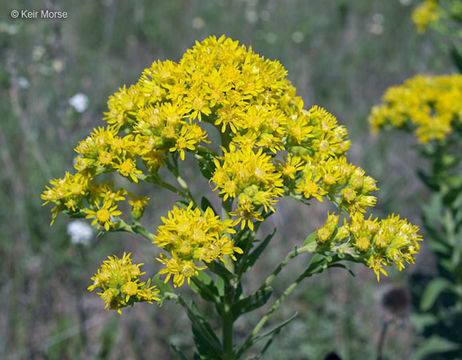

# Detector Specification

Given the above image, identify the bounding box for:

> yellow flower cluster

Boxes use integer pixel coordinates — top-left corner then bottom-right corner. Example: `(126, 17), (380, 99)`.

(41, 173), (148, 229)
(369, 74), (462, 143)
(88, 252), (160, 313)
(412, 0), (440, 33)
(316, 212), (422, 281)
(42, 35), (422, 287)
(42, 35), (377, 231)
(154, 202), (242, 287)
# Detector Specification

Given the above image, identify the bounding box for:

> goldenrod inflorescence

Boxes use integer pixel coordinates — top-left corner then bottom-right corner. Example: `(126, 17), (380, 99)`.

(88, 252), (160, 313)
(369, 74), (462, 143)
(154, 202), (242, 287)
(43, 36), (422, 311)
(412, 0), (440, 33)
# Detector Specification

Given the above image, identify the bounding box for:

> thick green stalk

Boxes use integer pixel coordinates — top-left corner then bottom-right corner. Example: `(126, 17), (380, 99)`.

(223, 280), (235, 360)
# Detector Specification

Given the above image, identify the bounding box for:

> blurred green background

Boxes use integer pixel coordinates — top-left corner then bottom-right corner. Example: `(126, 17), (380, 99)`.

(0, 0), (454, 359)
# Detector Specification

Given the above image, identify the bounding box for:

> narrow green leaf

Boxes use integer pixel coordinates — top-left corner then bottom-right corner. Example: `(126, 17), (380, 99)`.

(303, 231), (317, 246)
(200, 196), (217, 214)
(416, 169), (439, 191)
(232, 287), (273, 321)
(302, 254), (328, 277)
(207, 261), (235, 281)
(451, 46), (462, 73)
(215, 275), (225, 298)
(151, 274), (174, 307)
(186, 301), (222, 358)
(234, 230), (254, 261)
(170, 343), (188, 360)
(247, 312), (298, 348)
(422, 195), (443, 222)
(241, 229), (276, 274)
(327, 262), (355, 277)
(195, 150), (217, 180)
(175, 200), (190, 209)
(190, 272), (220, 303)
(427, 237), (451, 256)
(420, 278), (452, 311)
(409, 335), (460, 360)
(409, 313), (438, 333)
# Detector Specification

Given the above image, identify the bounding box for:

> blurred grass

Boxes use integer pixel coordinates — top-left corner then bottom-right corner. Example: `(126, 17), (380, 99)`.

(0, 0), (453, 359)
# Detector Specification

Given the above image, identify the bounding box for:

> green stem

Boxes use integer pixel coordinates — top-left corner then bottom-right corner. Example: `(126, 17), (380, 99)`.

(115, 219), (155, 242)
(145, 174), (189, 199)
(257, 243), (313, 292)
(223, 280), (235, 360)
(176, 175), (196, 204)
(238, 270), (305, 356)
(238, 255), (335, 357)
(132, 222), (156, 242)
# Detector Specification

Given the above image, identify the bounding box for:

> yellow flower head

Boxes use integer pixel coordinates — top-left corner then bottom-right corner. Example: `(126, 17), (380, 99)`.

(88, 252), (160, 313)
(369, 74), (462, 143)
(42, 36), (423, 292)
(154, 202), (241, 287)
(412, 0), (440, 33)
(321, 212), (422, 281)
(84, 201), (122, 231)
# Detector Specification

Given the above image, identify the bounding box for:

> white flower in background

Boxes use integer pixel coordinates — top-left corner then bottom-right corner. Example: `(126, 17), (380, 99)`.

(291, 31), (304, 44)
(67, 220), (93, 245)
(369, 13), (384, 35)
(16, 76), (30, 89)
(69, 93), (89, 113)
(260, 10), (271, 22)
(192, 17), (205, 29)
(245, 9), (258, 24)
(32, 45), (45, 61)
(52, 60), (64, 73)
(0, 22), (19, 35)
(265, 32), (277, 44)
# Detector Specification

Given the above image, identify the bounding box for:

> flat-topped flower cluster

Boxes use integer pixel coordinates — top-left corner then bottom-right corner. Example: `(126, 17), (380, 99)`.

(369, 74), (462, 143)
(43, 36), (421, 312)
(412, 0), (440, 33)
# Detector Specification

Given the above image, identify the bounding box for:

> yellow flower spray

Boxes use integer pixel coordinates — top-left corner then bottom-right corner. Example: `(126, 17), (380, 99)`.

(370, 73), (462, 357)
(43, 36), (421, 359)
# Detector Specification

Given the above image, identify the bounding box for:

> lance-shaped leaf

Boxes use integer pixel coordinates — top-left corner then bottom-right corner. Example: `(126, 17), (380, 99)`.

(239, 229), (276, 274)
(186, 300), (222, 358)
(237, 312), (298, 358)
(190, 271), (220, 303)
(232, 287), (273, 321)
(170, 343), (188, 360)
(200, 196), (217, 215)
(151, 274), (175, 307)
(420, 277), (453, 311)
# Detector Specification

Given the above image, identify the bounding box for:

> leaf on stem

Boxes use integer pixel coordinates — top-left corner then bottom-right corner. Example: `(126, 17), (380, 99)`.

(420, 277), (452, 311)
(231, 287), (273, 321)
(190, 272), (220, 303)
(170, 343), (189, 360)
(409, 335), (460, 360)
(196, 149), (217, 180)
(151, 274), (175, 307)
(240, 229), (276, 274)
(186, 300), (222, 358)
(207, 261), (235, 281)
(240, 312), (298, 356)
(200, 196), (217, 215)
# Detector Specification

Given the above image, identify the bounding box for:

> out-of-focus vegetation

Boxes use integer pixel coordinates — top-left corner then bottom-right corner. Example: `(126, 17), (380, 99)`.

(371, 1), (462, 357)
(0, 0), (455, 359)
